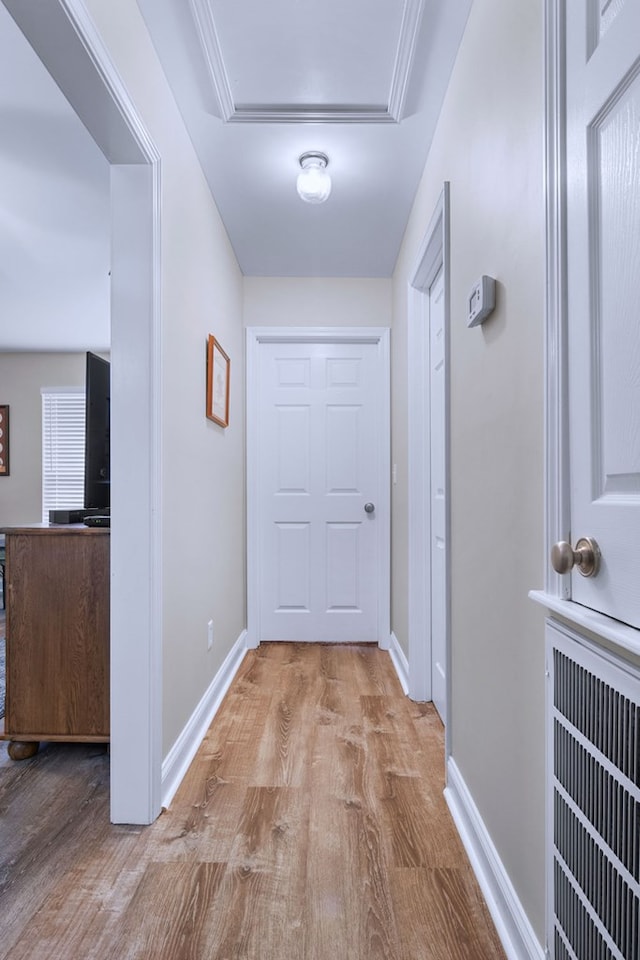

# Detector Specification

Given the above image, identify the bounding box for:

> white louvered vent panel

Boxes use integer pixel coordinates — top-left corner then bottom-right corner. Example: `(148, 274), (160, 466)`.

(547, 625), (640, 960)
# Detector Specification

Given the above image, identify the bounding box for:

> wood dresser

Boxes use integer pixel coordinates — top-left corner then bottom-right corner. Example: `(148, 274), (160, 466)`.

(0, 524), (109, 760)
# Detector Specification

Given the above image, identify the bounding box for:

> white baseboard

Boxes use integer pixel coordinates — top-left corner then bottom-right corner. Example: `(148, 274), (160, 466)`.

(161, 629), (248, 809)
(388, 631), (409, 695)
(445, 759), (545, 960)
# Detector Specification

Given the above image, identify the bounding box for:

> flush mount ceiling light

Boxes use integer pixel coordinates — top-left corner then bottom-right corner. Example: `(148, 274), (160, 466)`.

(296, 151), (331, 204)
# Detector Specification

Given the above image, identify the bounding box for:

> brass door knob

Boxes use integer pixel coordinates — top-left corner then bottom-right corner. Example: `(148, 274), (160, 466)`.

(551, 537), (601, 578)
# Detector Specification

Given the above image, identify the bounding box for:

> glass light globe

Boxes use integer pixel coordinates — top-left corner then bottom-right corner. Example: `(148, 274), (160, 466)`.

(296, 152), (331, 204)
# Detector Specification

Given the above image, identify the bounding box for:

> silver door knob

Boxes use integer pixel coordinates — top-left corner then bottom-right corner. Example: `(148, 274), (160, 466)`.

(364, 502), (375, 514)
(551, 537), (601, 578)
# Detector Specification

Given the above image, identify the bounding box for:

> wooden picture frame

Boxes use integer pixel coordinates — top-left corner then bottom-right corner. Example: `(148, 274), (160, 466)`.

(0, 405), (9, 476)
(206, 335), (230, 427)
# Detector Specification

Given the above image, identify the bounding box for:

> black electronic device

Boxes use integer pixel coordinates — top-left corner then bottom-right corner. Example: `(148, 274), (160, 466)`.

(84, 352), (110, 512)
(49, 508), (100, 525)
(83, 515), (110, 528)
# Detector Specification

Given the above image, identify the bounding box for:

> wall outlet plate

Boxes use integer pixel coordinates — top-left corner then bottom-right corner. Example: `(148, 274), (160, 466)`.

(467, 275), (496, 327)
(207, 620), (214, 651)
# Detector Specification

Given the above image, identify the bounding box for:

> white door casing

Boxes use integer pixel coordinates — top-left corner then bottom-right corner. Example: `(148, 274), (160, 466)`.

(564, 0), (640, 630)
(408, 184), (451, 726)
(429, 268), (447, 721)
(3, 0), (163, 823)
(247, 328), (390, 648)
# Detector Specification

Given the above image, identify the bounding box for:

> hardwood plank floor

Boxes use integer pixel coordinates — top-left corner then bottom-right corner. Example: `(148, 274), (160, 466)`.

(0, 643), (506, 959)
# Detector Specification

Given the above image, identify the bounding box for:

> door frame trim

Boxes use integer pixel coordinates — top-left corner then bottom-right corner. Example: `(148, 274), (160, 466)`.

(407, 185), (451, 718)
(543, 0), (571, 600)
(246, 326), (391, 649)
(4, 0), (163, 823)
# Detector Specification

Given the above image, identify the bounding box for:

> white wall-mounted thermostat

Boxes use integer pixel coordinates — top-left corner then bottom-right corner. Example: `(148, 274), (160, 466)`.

(467, 275), (496, 327)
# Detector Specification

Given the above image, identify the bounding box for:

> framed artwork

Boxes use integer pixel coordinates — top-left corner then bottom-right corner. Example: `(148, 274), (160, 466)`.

(206, 335), (230, 427)
(0, 405), (9, 476)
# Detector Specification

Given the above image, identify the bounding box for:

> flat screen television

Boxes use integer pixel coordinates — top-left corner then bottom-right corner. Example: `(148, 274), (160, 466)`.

(84, 352), (110, 511)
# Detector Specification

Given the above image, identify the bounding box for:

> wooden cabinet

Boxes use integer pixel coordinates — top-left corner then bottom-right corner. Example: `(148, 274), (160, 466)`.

(0, 525), (109, 759)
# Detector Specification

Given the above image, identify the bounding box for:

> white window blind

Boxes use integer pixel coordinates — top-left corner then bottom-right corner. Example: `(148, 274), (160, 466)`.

(41, 388), (85, 523)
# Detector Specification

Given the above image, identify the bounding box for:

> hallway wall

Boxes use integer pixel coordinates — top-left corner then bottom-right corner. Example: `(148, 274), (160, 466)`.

(392, 0), (546, 940)
(83, 0), (245, 760)
(0, 353), (86, 525)
(243, 277), (392, 328)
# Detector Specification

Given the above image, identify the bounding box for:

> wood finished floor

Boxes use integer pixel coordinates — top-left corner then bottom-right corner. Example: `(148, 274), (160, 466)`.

(0, 643), (506, 959)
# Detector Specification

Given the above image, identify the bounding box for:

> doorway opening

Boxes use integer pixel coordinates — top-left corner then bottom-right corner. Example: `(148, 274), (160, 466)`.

(3, 0), (163, 823)
(407, 184), (451, 735)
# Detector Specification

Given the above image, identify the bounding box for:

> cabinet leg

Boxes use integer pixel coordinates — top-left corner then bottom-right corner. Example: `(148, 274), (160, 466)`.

(8, 740), (39, 761)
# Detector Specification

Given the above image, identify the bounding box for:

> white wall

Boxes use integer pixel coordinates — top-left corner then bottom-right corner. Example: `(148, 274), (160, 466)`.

(243, 277), (392, 328)
(83, 0), (245, 759)
(392, 0), (546, 939)
(0, 5), (110, 353)
(0, 353), (86, 525)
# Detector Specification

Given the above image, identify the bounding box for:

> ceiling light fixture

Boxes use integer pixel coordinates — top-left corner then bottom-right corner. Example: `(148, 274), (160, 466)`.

(296, 151), (331, 204)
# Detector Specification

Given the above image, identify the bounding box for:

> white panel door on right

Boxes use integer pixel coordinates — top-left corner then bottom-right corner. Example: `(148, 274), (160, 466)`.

(258, 341), (381, 642)
(566, 1), (640, 628)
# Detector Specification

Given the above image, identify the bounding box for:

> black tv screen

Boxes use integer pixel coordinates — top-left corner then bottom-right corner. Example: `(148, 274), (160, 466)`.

(84, 352), (110, 511)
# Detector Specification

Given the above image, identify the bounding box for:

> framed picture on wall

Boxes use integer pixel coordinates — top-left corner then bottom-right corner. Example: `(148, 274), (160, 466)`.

(206, 335), (230, 427)
(0, 405), (9, 476)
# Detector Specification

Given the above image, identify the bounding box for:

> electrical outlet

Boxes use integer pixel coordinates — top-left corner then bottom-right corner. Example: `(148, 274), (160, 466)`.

(207, 620), (214, 651)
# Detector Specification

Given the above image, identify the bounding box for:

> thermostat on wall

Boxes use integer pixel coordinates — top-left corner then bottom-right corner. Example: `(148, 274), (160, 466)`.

(467, 275), (496, 327)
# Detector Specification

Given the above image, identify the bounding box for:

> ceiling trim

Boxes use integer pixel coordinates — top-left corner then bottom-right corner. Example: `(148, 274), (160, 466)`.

(226, 105), (397, 124)
(188, 0), (425, 124)
(388, 0), (424, 121)
(188, 0), (235, 119)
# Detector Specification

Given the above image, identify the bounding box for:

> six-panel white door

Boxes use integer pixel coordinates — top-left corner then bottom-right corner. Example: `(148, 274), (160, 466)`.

(256, 339), (383, 642)
(566, 0), (640, 629)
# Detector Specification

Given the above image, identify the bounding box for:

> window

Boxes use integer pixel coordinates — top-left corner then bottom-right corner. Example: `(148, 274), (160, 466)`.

(41, 388), (85, 523)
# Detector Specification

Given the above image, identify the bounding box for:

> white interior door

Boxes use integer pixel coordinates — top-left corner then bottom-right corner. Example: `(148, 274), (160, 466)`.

(565, 1), (640, 628)
(252, 333), (389, 644)
(407, 184), (450, 712)
(429, 269), (447, 720)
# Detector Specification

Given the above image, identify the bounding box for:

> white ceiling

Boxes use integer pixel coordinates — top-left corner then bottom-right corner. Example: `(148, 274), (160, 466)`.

(136, 0), (472, 277)
(0, 0), (471, 351)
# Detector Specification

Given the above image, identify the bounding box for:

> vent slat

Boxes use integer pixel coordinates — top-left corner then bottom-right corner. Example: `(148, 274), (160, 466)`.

(554, 928), (574, 960)
(555, 791), (639, 956)
(554, 721), (640, 882)
(555, 859), (616, 959)
(554, 651), (640, 789)
(551, 640), (640, 960)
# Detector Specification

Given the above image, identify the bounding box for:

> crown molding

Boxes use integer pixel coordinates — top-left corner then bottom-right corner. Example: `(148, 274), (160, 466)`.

(388, 0), (424, 121)
(189, 0), (425, 125)
(226, 105), (397, 124)
(188, 0), (234, 121)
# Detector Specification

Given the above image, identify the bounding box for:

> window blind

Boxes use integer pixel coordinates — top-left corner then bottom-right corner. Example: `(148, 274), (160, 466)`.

(41, 388), (85, 523)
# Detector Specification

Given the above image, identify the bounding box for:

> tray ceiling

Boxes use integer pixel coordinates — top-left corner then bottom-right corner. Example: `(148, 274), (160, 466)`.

(189, 0), (423, 122)
(0, 0), (474, 337)
(137, 0), (472, 276)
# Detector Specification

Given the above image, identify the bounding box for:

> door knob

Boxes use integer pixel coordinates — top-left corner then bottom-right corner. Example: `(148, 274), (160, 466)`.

(364, 502), (375, 514)
(551, 537), (601, 578)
